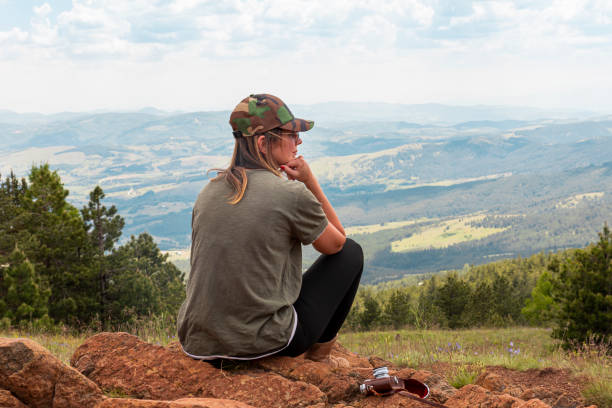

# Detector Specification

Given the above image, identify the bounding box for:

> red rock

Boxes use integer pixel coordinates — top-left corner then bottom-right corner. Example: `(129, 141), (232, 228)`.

(520, 387), (556, 404)
(476, 371), (507, 392)
(368, 356), (393, 369)
(171, 399), (256, 408)
(405, 369), (456, 403)
(255, 356), (358, 403)
(332, 342), (372, 368)
(0, 337), (104, 408)
(515, 399), (553, 408)
(95, 398), (255, 408)
(551, 394), (579, 408)
(2, 333), (564, 408)
(354, 393), (431, 407)
(444, 384), (526, 408)
(0, 389), (28, 408)
(71, 332), (325, 408)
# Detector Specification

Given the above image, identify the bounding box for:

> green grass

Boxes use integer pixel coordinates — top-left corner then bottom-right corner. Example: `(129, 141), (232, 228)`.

(339, 327), (557, 370)
(447, 363), (484, 388)
(0, 314), (179, 365)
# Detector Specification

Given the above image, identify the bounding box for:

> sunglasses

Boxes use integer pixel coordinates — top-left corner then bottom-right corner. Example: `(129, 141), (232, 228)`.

(274, 130), (301, 144)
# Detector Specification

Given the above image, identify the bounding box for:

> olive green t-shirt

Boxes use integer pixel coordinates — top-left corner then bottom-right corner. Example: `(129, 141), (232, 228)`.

(177, 170), (328, 359)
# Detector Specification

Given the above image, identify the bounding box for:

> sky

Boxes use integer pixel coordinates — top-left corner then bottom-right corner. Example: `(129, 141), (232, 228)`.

(1, 0), (611, 113)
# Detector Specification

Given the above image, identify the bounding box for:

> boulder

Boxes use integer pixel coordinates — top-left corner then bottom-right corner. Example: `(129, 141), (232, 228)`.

(71, 332), (325, 407)
(0, 337), (104, 408)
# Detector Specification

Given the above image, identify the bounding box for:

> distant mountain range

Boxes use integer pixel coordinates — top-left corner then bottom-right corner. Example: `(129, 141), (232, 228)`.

(2, 103), (611, 283)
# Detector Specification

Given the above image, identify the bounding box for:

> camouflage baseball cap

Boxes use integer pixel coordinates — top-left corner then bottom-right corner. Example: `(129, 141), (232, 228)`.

(229, 94), (314, 137)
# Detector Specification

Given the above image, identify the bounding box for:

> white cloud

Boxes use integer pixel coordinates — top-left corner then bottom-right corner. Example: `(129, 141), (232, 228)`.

(34, 3), (52, 17)
(0, 27), (29, 43)
(31, 3), (58, 47)
(0, 0), (611, 113)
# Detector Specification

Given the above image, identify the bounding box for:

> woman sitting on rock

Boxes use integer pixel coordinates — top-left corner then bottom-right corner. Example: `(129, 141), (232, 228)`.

(177, 94), (363, 367)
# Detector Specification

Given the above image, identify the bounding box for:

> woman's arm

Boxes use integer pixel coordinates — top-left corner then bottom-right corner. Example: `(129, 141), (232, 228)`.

(281, 157), (346, 254)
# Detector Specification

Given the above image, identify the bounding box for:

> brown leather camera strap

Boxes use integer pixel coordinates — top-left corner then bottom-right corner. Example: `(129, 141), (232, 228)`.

(397, 391), (449, 408)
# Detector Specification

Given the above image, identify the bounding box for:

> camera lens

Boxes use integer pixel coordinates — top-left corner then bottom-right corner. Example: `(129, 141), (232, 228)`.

(373, 366), (389, 378)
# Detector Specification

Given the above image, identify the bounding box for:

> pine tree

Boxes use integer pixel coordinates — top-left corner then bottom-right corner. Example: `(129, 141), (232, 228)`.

(490, 274), (517, 323)
(0, 248), (50, 324)
(106, 233), (185, 323)
(551, 225), (612, 348)
(462, 281), (494, 326)
(416, 276), (447, 328)
(344, 301), (362, 331)
(81, 186), (125, 319)
(20, 164), (96, 323)
(435, 275), (471, 328)
(382, 289), (413, 329)
(360, 292), (381, 331)
(0, 171), (28, 257)
(521, 270), (556, 325)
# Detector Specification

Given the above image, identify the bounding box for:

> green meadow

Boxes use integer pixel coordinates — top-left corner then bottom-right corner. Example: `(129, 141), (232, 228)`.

(389, 214), (508, 252)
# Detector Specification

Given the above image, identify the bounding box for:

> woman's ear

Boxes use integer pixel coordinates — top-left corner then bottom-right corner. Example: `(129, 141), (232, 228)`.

(257, 135), (266, 154)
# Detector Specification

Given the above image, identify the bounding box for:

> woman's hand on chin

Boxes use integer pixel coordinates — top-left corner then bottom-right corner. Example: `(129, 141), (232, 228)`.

(280, 156), (314, 185)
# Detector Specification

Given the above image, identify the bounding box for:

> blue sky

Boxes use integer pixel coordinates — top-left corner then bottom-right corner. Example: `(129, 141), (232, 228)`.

(1, 0), (611, 113)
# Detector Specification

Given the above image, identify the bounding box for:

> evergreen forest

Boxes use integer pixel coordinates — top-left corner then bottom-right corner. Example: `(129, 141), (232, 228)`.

(0, 165), (185, 329)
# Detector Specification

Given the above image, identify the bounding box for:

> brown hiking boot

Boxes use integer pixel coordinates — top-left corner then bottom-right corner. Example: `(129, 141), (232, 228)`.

(304, 336), (349, 368)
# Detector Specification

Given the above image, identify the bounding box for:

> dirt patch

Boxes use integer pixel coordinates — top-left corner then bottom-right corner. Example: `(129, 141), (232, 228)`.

(486, 366), (588, 400)
(423, 362), (592, 407)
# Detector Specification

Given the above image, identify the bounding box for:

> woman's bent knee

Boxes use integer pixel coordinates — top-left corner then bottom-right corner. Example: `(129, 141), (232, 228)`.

(341, 238), (364, 269)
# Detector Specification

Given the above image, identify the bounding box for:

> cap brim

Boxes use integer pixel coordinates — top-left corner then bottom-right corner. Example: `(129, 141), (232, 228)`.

(279, 118), (314, 133)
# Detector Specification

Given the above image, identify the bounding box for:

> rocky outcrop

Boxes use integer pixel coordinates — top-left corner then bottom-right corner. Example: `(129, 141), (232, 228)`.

(0, 337), (104, 408)
(0, 333), (596, 408)
(0, 337), (255, 408)
(70, 332), (325, 407)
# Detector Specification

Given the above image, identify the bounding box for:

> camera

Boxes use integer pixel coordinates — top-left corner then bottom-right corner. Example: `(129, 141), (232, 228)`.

(359, 367), (430, 398)
(359, 367), (400, 396)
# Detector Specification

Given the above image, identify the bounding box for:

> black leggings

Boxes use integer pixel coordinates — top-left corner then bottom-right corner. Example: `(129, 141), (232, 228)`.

(278, 238), (364, 357)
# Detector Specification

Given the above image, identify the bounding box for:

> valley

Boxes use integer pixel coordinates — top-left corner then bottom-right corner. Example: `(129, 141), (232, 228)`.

(2, 104), (612, 284)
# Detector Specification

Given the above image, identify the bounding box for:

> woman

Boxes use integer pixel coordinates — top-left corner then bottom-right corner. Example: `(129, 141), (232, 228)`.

(177, 94), (363, 367)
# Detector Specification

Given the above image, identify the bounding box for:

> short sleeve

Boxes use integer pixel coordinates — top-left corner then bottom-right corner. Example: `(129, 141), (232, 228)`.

(289, 184), (328, 245)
